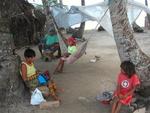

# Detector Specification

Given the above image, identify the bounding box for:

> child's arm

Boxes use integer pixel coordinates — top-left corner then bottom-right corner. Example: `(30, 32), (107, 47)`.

(116, 84), (120, 94)
(115, 84), (131, 100)
(121, 85), (139, 99)
(21, 64), (27, 81)
(113, 84), (121, 100)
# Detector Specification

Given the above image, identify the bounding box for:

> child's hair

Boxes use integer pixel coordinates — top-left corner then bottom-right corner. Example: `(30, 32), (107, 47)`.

(49, 29), (56, 36)
(120, 61), (136, 78)
(24, 48), (36, 58)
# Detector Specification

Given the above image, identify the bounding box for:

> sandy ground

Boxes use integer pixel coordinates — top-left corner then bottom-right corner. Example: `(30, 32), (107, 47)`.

(10, 30), (150, 113)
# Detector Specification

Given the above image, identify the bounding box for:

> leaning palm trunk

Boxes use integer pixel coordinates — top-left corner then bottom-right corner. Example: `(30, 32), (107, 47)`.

(109, 0), (150, 112)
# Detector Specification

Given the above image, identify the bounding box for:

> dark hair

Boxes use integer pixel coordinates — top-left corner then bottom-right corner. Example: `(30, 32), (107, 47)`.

(24, 48), (36, 58)
(72, 34), (77, 38)
(49, 29), (56, 36)
(120, 61), (136, 78)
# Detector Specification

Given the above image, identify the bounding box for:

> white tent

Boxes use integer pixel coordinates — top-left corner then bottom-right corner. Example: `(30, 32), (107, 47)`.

(51, 0), (150, 37)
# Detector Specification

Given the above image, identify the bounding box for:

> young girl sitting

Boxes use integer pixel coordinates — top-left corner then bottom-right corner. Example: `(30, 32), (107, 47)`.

(111, 61), (140, 113)
(20, 48), (39, 91)
(20, 48), (59, 100)
(54, 36), (77, 73)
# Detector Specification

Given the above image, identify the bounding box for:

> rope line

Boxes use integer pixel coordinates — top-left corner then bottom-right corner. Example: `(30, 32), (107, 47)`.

(87, 7), (109, 41)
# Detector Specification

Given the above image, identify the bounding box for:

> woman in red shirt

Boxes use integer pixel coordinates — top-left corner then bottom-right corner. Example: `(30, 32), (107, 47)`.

(111, 61), (140, 113)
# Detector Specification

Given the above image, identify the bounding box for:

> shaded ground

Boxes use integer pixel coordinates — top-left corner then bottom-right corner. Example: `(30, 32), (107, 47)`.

(9, 30), (150, 113)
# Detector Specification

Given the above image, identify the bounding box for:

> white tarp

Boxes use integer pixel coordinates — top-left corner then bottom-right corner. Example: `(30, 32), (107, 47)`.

(52, 0), (150, 37)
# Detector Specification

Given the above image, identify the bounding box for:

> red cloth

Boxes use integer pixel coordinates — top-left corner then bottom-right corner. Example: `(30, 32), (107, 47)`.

(67, 37), (76, 45)
(115, 72), (140, 105)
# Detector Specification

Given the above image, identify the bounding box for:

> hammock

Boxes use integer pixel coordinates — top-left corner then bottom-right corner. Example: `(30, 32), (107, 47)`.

(52, 18), (88, 64)
(51, 1), (114, 64)
(66, 40), (88, 64)
(57, 32), (88, 64)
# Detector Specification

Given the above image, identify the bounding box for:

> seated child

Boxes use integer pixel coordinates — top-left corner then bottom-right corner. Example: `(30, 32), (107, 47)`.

(54, 36), (77, 73)
(20, 48), (59, 100)
(38, 30), (61, 59)
(111, 61), (140, 113)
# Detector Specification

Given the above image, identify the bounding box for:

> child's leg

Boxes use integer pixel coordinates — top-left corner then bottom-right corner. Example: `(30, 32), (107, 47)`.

(54, 59), (64, 73)
(59, 60), (64, 72)
(54, 59), (61, 73)
(114, 102), (122, 113)
(111, 97), (119, 113)
(111, 100), (117, 113)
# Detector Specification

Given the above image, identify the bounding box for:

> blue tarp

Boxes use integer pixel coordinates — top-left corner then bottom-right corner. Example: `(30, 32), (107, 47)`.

(51, 0), (150, 37)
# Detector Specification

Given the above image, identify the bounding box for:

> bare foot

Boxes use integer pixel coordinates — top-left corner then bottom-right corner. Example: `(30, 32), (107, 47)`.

(58, 70), (63, 73)
(53, 69), (59, 74)
(53, 71), (57, 74)
(53, 70), (63, 74)
(57, 88), (64, 93)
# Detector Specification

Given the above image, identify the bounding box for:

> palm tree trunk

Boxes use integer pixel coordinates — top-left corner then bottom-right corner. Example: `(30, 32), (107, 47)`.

(41, 0), (63, 33)
(59, 0), (63, 5)
(109, 0), (150, 112)
(41, 0), (55, 33)
(77, 0), (85, 39)
(41, 0), (66, 39)
(0, 0), (25, 108)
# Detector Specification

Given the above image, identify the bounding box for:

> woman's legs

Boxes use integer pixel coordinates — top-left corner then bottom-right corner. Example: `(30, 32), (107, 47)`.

(57, 47), (61, 58)
(38, 44), (43, 57)
(49, 43), (61, 58)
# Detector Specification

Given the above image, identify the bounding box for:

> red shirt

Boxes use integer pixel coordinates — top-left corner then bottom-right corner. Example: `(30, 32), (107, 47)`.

(116, 72), (140, 105)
